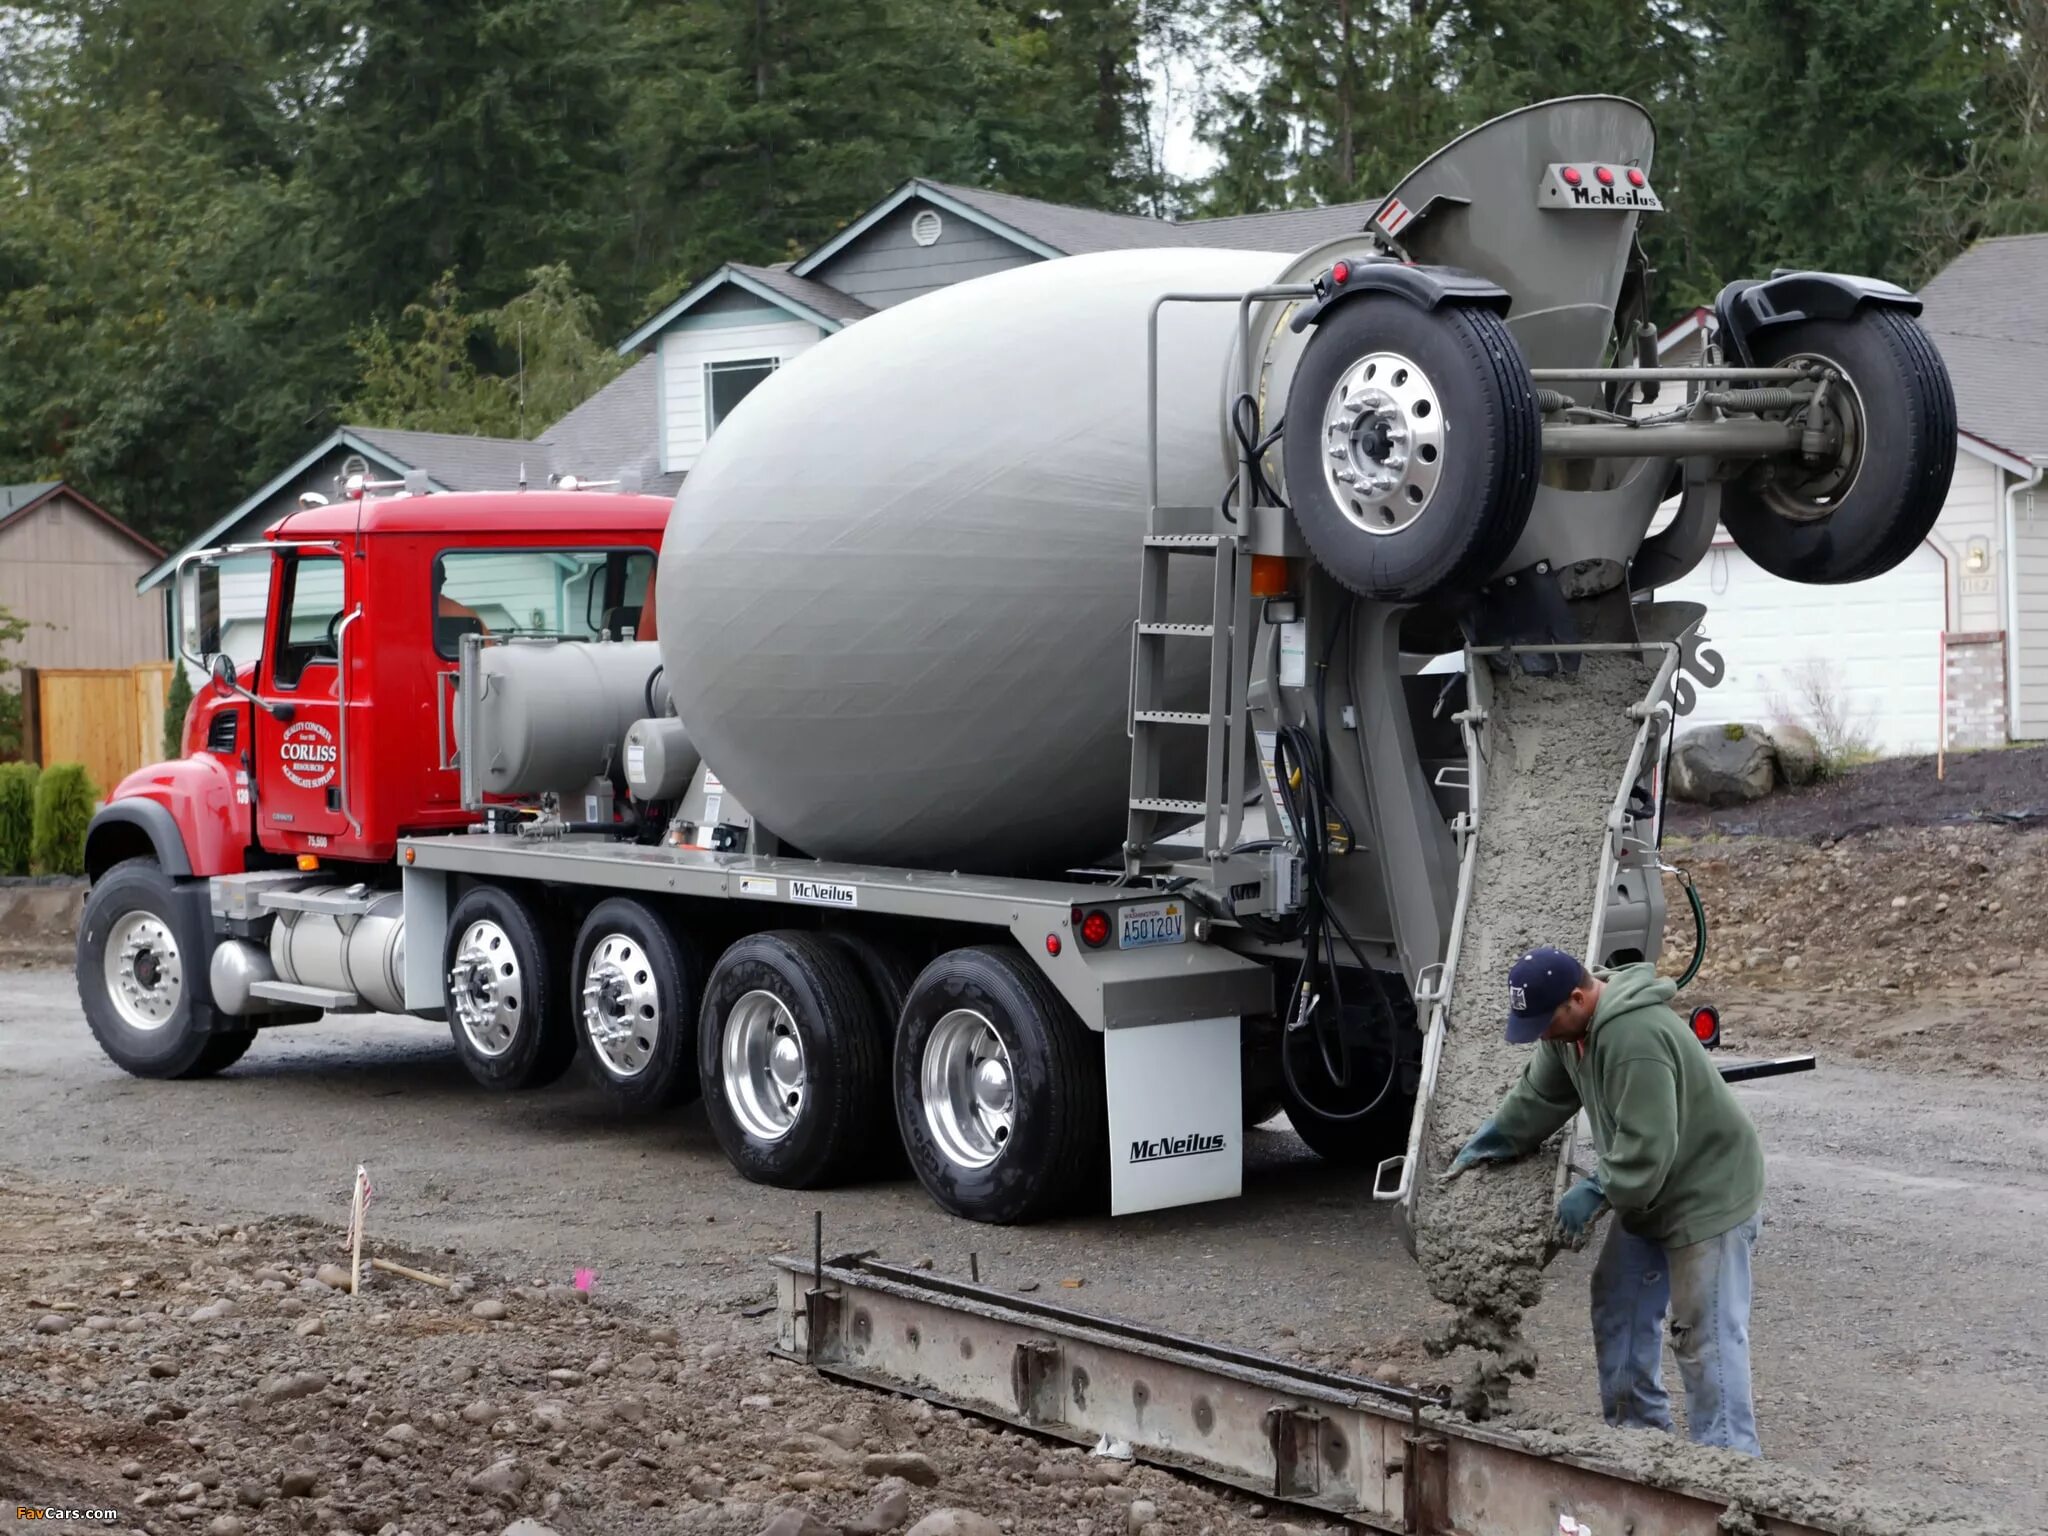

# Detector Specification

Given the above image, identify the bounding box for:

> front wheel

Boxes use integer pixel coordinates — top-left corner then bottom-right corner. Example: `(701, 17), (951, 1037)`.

(77, 858), (254, 1079)
(1720, 308), (1957, 583)
(894, 946), (1105, 1224)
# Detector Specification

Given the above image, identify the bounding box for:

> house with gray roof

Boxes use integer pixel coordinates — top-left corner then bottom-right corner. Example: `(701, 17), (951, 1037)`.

(1650, 234), (2048, 751)
(138, 179), (1381, 673)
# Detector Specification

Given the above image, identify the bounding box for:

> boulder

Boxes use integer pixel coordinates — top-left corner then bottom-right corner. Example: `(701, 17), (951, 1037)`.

(1669, 723), (1775, 806)
(1766, 722), (1821, 787)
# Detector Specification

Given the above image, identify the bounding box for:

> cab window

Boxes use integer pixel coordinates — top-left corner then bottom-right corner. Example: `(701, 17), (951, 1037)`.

(432, 548), (656, 659)
(272, 554), (345, 689)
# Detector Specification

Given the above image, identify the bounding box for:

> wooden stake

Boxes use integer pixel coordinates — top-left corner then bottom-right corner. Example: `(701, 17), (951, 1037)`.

(347, 1165), (368, 1296)
(370, 1257), (453, 1290)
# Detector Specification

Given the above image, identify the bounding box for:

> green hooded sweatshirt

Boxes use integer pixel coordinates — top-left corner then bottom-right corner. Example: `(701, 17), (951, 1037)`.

(1490, 962), (1764, 1248)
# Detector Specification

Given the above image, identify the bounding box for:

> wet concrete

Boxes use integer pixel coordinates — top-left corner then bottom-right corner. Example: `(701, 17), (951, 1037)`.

(1409, 654), (1655, 1414)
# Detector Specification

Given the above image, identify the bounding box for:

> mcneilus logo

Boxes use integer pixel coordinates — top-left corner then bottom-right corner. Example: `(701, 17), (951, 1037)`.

(1129, 1132), (1227, 1164)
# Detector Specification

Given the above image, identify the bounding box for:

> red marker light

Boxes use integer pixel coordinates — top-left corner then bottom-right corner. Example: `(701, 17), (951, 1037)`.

(1595, 165), (1615, 187)
(1627, 167), (1646, 188)
(1690, 1005), (1721, 1047)
(1045, 933), (1062, 957)
(1331, 260), (1351, 285)
(1080, 910), (1112, 948)
(1561, 165), (1582, 186)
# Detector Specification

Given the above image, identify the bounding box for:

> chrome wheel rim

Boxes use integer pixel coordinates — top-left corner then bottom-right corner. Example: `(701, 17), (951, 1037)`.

(581, 932), (660, 1079)
(103, 912), (182, 1031)
(723, 990), (805, 1142)
(921, 1009), (1014, 1171)
(1320, 351), (1445, 535)
(449, 919), (522, 1058)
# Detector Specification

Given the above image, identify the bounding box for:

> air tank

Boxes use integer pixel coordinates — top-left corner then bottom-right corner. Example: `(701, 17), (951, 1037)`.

(463, 640), (663, 800)
(658, 247), (1294, 874)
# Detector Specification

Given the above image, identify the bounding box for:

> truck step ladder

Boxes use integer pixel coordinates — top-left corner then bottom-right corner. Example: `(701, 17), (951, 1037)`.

(1123, 520), (1253, 875)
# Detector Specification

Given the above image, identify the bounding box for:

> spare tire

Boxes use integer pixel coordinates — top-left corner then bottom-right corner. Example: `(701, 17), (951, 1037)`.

(1720, 308), (1956, 584)
(1280, 293), (1540, 601)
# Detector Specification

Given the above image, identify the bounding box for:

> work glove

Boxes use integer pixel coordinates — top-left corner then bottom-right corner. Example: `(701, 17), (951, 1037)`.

(1554, 1176), (1608, 1245)
(1442, 1119), (1517, 1180)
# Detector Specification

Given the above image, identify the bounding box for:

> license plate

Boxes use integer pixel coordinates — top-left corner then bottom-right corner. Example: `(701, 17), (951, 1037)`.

(1118, 900), (1186, 950)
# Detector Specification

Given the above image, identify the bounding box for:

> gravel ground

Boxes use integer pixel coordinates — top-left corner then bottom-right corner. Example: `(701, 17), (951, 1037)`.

(3, 966), (2045, 1529)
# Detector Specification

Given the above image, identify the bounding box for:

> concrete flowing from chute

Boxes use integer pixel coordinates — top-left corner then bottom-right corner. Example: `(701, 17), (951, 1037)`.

(1409, 653), (1654, 1417)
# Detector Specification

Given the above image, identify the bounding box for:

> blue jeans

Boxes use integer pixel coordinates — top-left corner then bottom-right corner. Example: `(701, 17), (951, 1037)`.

(1589, 1209), (1762, 1455)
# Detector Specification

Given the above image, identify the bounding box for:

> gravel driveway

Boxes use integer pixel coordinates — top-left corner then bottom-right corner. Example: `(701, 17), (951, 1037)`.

(3, 966), (2043, 1528)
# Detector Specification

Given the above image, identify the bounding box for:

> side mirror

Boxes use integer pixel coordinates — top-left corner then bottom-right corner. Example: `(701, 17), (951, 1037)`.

(178, 559), (224, 666)
(210, 651), (238, 690)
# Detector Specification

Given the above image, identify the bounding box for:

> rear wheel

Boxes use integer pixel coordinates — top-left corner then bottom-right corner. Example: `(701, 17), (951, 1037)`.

(571, 898), (702, 1111)
(443, 884), (575, 1090)
(1279, 977), (1419, 1168)
(76, 858), (254, 1079)
(699, 931), (885, 1188)
(1721, 309), (1957, 583)
(1280, 294), (1539, 601)
(825, 930), (921, 1174)
(894, 946), (1105, 1224)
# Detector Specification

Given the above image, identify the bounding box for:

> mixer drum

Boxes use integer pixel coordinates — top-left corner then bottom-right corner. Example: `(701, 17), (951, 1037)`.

(658, 247), (1290, 874)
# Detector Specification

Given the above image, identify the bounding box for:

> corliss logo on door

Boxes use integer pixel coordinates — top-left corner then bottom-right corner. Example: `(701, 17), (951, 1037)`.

(279, 720), (339, 790)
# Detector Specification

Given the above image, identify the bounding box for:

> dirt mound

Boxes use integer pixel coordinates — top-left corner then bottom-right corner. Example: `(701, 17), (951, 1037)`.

(1662, 824), (2048, 1076)
(0, 1180), (1325, 1536)
(1663, 744), (2048, 841)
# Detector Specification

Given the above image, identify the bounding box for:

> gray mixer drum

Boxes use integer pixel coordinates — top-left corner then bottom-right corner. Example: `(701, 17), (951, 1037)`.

(658, 247), (1291, 874)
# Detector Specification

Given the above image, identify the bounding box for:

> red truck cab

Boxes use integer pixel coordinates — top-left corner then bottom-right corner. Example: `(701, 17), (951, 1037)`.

(87, 488), (671, 884)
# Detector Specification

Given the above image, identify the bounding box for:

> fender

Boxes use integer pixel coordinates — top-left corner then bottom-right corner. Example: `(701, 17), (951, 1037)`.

(87, 754), (251, 881)
(1288, 258), (1512, 334)
(1713, 271), (1921, 365)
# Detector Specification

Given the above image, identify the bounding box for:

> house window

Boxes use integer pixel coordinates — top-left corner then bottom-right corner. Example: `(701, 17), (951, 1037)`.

(705, 357), (779, 436)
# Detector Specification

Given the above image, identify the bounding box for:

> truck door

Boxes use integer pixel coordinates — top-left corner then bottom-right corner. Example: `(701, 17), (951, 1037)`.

(254, 550), (353, 850)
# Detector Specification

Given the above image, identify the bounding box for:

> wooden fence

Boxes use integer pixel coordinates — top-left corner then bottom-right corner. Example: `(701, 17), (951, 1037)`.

(25, 663), (178, 795)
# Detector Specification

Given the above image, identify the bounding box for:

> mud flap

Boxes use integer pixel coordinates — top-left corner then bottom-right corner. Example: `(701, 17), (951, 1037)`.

(1104, 1016), (1241, 1215)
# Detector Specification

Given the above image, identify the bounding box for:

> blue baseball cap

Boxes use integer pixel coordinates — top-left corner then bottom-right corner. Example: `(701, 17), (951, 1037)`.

(1505, 947), (1588, 1043)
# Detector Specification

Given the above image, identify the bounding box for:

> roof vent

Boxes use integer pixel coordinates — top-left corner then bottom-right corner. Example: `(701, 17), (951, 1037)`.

(339, 454), (370, 483)
(910, 208), (943, 247)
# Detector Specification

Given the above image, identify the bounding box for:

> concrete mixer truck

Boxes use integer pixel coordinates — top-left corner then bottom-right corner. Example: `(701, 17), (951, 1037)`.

(77, 98), (1953, 1228)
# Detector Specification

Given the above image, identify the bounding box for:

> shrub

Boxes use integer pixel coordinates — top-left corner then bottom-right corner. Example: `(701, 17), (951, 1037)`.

(164, 665), (195, 759)
(0, 761), (37, 875)
(29, 762), (98, 876)
(1721, 722), (1746, 742)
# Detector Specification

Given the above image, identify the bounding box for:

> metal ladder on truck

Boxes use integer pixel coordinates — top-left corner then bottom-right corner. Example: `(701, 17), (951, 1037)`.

(1123, 283), (1313, 879)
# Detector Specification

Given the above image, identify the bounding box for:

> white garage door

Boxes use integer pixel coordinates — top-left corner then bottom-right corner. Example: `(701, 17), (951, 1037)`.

(1658, 539), (1946, 757)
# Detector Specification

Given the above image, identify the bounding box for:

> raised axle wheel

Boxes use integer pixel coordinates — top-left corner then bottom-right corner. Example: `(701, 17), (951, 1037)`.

(1720, 308), (1957, 583)
(1281, 293), (1540, 601)
(571, 897), (702, 1111)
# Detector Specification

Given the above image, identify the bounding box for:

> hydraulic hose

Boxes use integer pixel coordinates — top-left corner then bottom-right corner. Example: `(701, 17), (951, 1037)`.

(1672, 872), (1708, 990)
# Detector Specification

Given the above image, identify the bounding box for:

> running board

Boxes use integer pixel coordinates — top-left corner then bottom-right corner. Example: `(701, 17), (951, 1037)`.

(769, 1251), (1839, 1535)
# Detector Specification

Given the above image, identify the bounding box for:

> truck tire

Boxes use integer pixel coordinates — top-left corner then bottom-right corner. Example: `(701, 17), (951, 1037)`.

(1720, 308), (1957, 584)
(894, 946), (1105, 1224)
(1279, 981), (1418, 1168)
(443, 884), (575, 1090)
(699, 931), (885, 1188)
(825, 930), (921, 1174)
(570, 898), (702, 1111)
(1281, 293), (1539, 601)
(76, 858), (254, 1079)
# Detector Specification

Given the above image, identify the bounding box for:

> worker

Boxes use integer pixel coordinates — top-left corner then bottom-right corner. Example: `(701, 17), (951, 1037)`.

(1446, 946), (1766, 1455)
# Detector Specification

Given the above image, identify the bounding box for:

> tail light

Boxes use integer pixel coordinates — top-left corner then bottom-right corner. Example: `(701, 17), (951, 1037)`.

(1690, 1004), (1721, 1050)
(1595, 165), (1616, 187)
(1079, 909), (1112, 948)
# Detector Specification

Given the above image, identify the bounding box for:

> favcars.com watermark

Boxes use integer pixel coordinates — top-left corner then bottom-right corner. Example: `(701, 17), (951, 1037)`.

(14, 1509), (119, 1523)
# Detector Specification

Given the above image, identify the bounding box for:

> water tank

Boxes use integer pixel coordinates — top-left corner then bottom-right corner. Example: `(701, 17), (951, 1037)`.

(658, 247), (1290, 874)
